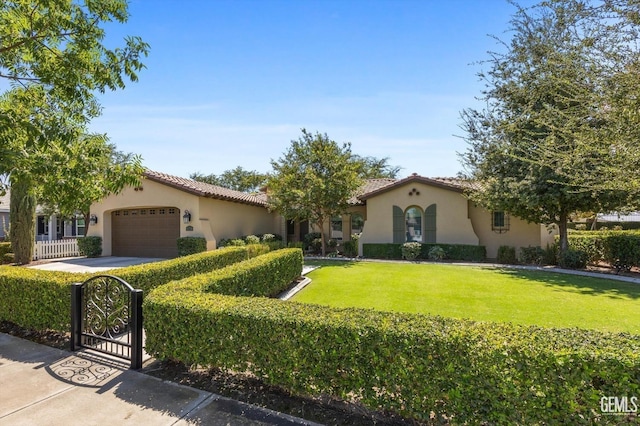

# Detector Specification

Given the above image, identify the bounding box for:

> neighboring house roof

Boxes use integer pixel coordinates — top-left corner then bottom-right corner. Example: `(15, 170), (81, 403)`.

(357, 173), (466, 201)
(144, 170), (268, 207)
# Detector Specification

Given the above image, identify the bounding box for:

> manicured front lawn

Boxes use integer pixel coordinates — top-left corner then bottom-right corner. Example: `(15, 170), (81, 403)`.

(293, 261), (640, 334)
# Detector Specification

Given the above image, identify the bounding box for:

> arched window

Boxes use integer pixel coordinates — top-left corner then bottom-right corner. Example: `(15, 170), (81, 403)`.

(351, 213), (364, 235)
(405, 206), (423, 242)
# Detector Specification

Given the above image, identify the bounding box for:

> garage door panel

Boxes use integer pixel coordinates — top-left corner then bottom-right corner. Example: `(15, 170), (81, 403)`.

(111, 207), (180, 258)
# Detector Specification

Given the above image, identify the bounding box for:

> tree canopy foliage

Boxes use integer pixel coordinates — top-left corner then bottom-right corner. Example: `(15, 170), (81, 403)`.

(190, 167), (268, 193)
(0, 0), (148, 263)
(268, 129), (364, 255)
(460, 0), (640, 253)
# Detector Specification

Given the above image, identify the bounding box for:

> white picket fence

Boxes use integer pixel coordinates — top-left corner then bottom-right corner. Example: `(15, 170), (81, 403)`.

(33, 239), (79, 260)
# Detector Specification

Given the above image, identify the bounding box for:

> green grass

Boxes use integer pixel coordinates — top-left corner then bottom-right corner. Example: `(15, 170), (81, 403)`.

(293, 261), (640, 334)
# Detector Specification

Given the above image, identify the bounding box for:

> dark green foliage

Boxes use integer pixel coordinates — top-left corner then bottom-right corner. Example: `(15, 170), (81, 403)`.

(77, 236), (102, 257)
(363, 243), (486, 262)
(177, 237), (207, 256)
(519, 246), (546, 265)
(303, 232), (322, 251)
(558, 249), (589, 269)
(602, 233), (640, 273)
(0, 245), (267, 331)
(401, 242), (421, 261)
(165, 249), (302, 298)
(566, 231), (640, 271)
(342, 240), (358, 258)
(2, 253), (13, 264)
(144, 282), (640, 424)
(497, 246), (517, 264)
(0, 242), (11, 260)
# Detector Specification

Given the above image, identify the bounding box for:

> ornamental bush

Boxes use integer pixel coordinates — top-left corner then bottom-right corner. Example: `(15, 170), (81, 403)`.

(177, 237), (207, 256)
(401, 242), (422, 260)
(566, 231), (640, 271)
(77, 236), (102, 257)
(496, 245), (517, 264)
(427, 245), (445, 261)
(558, 249), (589, 269)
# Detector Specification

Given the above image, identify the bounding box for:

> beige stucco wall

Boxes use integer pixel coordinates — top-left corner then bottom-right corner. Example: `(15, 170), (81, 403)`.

(358, 182), (479, 253)
(88, 179), (279, 255)
(468, 201), (553, 259)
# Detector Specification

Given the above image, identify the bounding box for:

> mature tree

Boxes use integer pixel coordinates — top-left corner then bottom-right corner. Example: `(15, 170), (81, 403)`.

(353, 155), (402, 179)
(190, 166), (268, 193)
(268, 129), (363, 256)
(0, 0), (148, 263)
(38, 134), (144, 235)
(459, 0), (638, 254)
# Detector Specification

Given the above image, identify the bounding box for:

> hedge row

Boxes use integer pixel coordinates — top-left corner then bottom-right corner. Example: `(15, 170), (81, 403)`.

(363, 243), (486, 261)
(567, 231), (640, 271)
(168, 248), (302, 298)
(144, 283), (639, 424)
(0, 245), (269, 331)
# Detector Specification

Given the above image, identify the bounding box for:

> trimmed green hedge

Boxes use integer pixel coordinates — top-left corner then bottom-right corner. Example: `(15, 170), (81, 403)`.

(0, 245), (269, 331)
(363, 243), (486, 262)
(78, 236), (102, 257)
(177, 237), (207, 256)
(567, 231), (640, 271)
(144, 283), (639, 424)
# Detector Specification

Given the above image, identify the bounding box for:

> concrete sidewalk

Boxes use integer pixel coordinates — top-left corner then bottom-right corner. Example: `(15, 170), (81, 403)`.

(0, 333), (321, 426)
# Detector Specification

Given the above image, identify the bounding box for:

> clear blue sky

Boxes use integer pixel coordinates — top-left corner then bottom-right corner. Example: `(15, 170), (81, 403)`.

(90, 0), (532, 179)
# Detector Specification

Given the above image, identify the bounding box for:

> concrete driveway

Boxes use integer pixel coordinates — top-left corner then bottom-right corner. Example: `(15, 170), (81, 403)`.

(28, 257), (165, 273)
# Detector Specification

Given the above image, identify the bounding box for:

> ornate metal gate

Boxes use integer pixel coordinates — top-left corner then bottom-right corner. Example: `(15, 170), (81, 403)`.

(71, 275), (143, 369)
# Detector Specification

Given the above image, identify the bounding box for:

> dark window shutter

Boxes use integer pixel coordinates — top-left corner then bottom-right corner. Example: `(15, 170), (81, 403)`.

(425, 204), (436, 243)
(393, 205), (404, 243)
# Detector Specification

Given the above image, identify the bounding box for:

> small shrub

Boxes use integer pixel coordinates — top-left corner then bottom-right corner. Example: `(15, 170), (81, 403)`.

(558, 249), (588, 269)
(77, 236), (102, 257)
(343, 240), (358, 258)
(428, 245), (445, 261)
(261, 233), (276, 242)
(0, 242), (11, 257)
(327, 238), (338, 249)
(497, 245), (517, 264)
(401, 242), (422, 261)
(542, 243), (558, 265)
(303, 232), (322, 251)
(177, 237), (207, 256)
(574, 223), (587, 230)
(519, 246), (545, 265)
(245, 235), (260, 245)
(310, 238), (322, 253)
(2, 253), (14, 264)
(227, 239), (246, 247)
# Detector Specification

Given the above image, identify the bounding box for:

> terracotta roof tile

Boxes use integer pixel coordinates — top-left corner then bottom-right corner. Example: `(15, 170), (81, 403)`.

(144, 170), (268, 207)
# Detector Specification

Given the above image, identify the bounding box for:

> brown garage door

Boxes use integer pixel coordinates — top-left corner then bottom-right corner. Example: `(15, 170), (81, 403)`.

(111, 207), (180, 258)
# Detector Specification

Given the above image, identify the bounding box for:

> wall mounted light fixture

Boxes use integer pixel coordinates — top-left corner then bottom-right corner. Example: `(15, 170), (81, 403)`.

(182, 210), (192, 224)
(89, 214), (98, 225)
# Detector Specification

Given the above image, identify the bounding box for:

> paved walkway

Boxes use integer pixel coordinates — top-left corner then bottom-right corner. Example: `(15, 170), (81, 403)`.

(0, 333), (321, 426)
(27, 256), (166, 273)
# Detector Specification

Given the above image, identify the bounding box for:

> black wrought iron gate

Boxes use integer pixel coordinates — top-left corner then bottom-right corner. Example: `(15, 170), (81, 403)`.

(71, 275), (143, 369)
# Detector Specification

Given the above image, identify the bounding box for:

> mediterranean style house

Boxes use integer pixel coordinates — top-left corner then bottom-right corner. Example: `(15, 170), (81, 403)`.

(87, 170), (555, 259)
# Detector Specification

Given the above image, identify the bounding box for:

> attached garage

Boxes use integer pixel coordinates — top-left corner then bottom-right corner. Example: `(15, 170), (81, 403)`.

(111, 207), (180, 258)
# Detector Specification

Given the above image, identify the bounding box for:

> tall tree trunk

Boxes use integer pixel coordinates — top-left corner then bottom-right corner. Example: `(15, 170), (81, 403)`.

(557, 211), (569, 255)
(317, 217), (326, 257)
(10, 176), (36, 264)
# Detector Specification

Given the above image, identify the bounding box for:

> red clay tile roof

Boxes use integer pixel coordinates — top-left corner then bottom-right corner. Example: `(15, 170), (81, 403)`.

(144, 170), (468, 208)
(144, 170), (268, 207)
